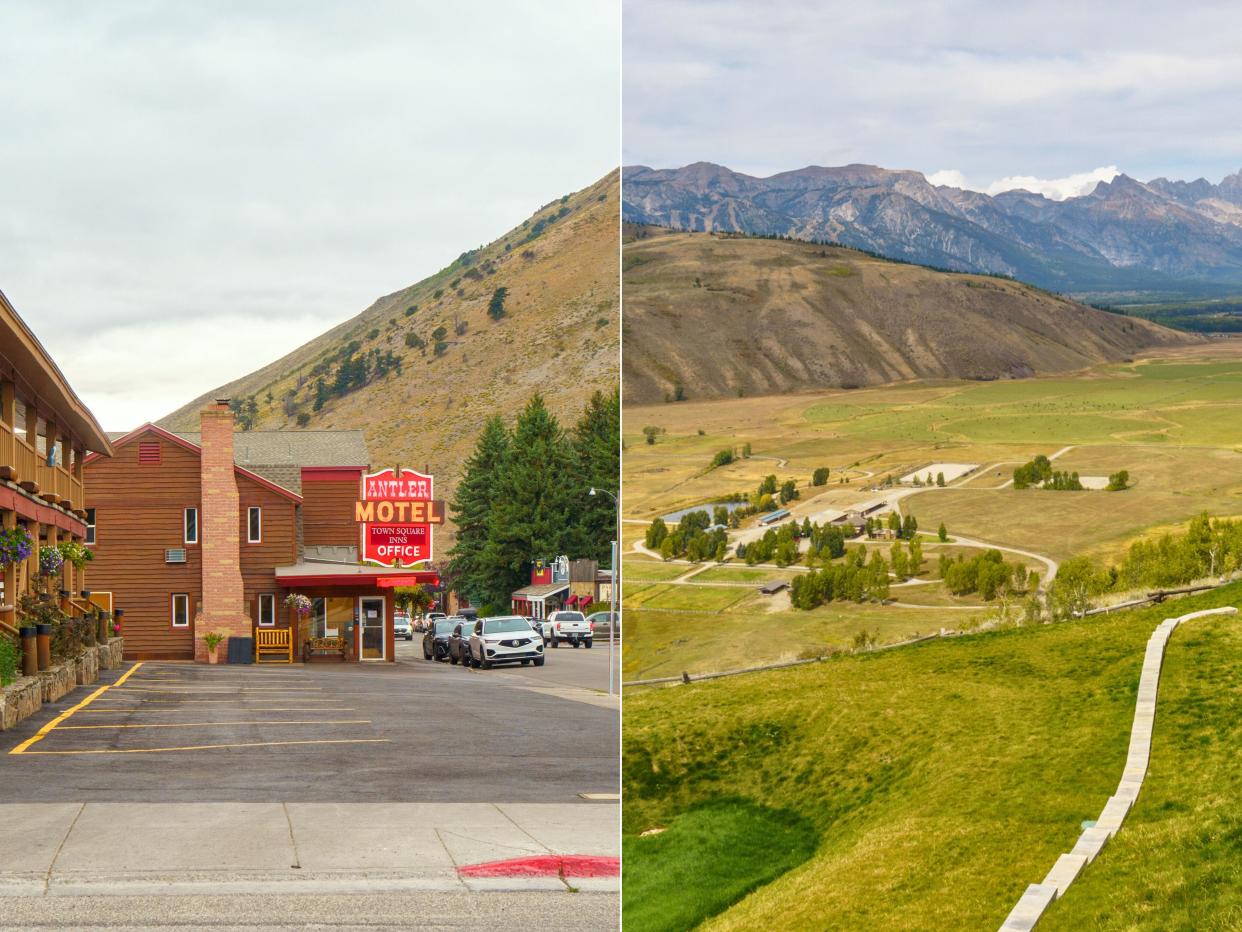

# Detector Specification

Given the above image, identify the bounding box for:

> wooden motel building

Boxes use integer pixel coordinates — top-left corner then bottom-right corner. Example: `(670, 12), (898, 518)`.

(1, 290), (114, 632)
(85, 402), (439, 663)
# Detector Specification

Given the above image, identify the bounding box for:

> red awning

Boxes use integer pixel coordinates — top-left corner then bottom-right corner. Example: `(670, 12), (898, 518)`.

(376, 573), (441, 588)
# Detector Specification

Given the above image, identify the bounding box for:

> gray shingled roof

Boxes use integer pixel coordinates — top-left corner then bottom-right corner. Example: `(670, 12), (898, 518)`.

(108, 428), (371, 495)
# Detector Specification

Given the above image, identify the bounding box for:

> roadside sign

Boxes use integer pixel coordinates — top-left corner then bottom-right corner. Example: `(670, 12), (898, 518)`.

(358, 467), (444, 567)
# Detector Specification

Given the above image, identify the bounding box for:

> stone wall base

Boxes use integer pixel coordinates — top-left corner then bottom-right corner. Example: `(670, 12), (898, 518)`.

(39, 661), (76, 703)
(0, 676), (42, 731)
(99, 637), (124, 670)
(77, 647), (100, 686)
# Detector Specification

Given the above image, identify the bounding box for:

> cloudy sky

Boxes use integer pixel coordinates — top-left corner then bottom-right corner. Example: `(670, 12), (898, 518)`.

(1, 1), (618, 432)
(624, 0), (1242, 197)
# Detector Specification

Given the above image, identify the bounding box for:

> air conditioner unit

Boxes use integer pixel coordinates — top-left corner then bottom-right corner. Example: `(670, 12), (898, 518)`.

(165, 548), (187, 564)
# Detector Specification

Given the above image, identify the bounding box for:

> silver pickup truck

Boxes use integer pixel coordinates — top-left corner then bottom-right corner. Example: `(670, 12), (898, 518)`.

(539, 610), (593, 648)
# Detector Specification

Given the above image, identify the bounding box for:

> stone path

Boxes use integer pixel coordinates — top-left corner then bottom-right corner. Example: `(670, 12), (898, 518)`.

(998, 605), (1237, 931)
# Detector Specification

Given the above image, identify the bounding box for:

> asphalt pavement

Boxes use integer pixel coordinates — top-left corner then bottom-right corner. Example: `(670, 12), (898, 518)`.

(0, 654), (618, 803)
(0, 653), (619, 928)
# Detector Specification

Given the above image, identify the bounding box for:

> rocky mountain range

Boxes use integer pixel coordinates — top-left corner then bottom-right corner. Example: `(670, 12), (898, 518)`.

(622, 163), (1242, 299)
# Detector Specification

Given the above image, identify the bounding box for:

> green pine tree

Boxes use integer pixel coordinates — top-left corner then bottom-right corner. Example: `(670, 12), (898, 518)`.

(447, 416), (510, 606)
(477, 395), (577, 610)
(569, 389), (620, 566)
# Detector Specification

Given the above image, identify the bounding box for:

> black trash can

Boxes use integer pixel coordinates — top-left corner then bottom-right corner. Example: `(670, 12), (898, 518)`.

(227, 636), (254, 664)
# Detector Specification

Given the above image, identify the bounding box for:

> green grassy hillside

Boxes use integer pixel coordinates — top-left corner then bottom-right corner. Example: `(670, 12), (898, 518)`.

(623, 584), (1242, 930)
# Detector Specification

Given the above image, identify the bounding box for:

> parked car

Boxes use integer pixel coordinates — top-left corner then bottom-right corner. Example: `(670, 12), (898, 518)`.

(446, 618), (474, 666)
(468, 616), (545, 669)
(540, 610), (592, 648)
(585, 611), (620, 638)
(394, 611), (414, 641)
(422, 618), (459, 661)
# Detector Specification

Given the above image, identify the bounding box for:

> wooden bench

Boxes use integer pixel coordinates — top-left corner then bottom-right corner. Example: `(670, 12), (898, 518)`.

(255, 628), (293, 664)
(303, 636), (348, 663)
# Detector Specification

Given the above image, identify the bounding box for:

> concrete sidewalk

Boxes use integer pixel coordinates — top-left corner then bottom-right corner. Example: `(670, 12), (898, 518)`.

(0, 802), (619, 896)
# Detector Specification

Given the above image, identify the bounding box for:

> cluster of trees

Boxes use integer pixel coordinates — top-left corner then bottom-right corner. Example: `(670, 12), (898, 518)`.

(738, 522), (801, 566)
(1107, 470), (1130, 491)
(869, 511), (919, 539)
(229, 397), (260, 431)
(447, 390), (619, 613)
(812, 467), (830, 486)
(645, 511), (728, 562)
(791, 547), (891, 609)
(939, 550), (1032, 600)
(311, 343), (403, 412)
(911, 472), (945, 487)
(1115, 514), (1242, 589)
(1013, 455), (1082, 490)
(710, 448), (735, 468)
(889, 539), (923, 580)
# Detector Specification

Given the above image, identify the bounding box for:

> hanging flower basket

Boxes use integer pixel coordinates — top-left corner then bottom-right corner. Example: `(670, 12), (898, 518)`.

(284, 593), (313, 617)
(0, 527), (33, 568)
(38, 545), (64, 577)
(57, 540), (94, 570)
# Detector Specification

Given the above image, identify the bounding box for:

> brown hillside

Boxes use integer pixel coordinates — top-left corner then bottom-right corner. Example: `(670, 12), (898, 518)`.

(621, 226), (1202, 404)
(161, 171), (619, 543)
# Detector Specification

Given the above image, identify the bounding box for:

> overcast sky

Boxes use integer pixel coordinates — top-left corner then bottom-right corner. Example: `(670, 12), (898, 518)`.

(1, 1), (618, 433)
(624, 0), (1242, 197)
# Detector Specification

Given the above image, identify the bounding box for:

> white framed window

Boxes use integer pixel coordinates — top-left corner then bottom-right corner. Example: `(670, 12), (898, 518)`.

(247, 506), (262, 543)
(184, 507), (198, 545)
(258, 593), (276, 627)
(171, 593), (190, 628)
(85, 508), (96, 545)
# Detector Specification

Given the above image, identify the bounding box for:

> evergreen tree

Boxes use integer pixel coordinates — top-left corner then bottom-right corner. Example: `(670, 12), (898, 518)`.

(447, 416), (510, 606)
(477, 395), (577, 610)
(569, 389), (620, 564)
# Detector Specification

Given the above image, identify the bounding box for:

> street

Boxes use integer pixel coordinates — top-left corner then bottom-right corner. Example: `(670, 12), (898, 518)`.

(0, 654), (619, 929)
(394, 632), (622, 693)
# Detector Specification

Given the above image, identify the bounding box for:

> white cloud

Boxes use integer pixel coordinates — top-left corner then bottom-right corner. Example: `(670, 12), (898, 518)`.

(926, 165), (1123, 201)
(984, 166), (1122, 200)
(0, 1), (619, 431)
(927, 169), (970, 189)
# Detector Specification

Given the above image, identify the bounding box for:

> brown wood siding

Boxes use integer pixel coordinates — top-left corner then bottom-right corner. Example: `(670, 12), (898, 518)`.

(302, 479), (359, 548)
(85, 431), (201, 659)
(238, 475), (298, 632)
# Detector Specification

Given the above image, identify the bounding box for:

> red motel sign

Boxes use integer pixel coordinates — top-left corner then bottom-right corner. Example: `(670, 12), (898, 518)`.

(357, 467), (444, 567)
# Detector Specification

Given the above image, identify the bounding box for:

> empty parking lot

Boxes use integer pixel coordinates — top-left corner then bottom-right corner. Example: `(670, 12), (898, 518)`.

(1, 658), (619, 803)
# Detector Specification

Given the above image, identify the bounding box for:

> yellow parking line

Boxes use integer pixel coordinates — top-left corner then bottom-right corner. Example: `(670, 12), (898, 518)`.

(90, 697), (347, 704)
(56, 719), (371, 730)
(10, 662), (144, 755)
(115, 687), (324, 692)
(75, 707), (355, 713)
(18, 738), (392, 755)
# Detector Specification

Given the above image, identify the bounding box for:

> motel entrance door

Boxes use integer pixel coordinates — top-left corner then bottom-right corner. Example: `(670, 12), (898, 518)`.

(359, 596), (386, 661)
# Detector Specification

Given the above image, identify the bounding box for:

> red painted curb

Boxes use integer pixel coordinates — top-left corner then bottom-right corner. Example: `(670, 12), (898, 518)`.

(458, 855), (620, 878)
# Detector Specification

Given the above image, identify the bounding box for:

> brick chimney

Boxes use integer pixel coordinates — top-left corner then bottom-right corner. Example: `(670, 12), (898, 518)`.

(195, 400), (248, 662)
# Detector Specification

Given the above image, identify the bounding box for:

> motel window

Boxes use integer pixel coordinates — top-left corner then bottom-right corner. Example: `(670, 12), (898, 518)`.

(258, 593), (276, 627)
(171, 593), (190, 628)
(85, 508), (96, 545)
(184, 507), (198, 545)
(248, 506), (261, 543)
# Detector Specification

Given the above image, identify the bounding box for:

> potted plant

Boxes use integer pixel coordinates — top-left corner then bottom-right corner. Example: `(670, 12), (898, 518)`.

(0, 526), (32, 569)
(202, 631), (226, 664)
(284, 593), (313, 617)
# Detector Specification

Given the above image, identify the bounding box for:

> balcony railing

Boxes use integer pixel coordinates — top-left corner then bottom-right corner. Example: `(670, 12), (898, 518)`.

(1, 424), (83, 511)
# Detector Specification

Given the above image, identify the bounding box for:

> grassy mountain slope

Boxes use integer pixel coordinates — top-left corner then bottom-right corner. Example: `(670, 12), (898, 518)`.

(624, 584), (1242, 930)
(161, 171), (619, 538)
(622, 226), (1201, 405)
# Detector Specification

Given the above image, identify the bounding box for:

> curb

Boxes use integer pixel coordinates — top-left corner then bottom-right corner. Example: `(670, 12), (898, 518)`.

(459, 855), (620, 879)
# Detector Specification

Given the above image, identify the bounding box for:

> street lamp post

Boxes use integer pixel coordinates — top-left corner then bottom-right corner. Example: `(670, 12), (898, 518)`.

(589, 487), (619, 696)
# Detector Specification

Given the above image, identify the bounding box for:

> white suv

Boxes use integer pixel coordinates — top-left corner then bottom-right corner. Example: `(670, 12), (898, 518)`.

(468, 616), (545, 669)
